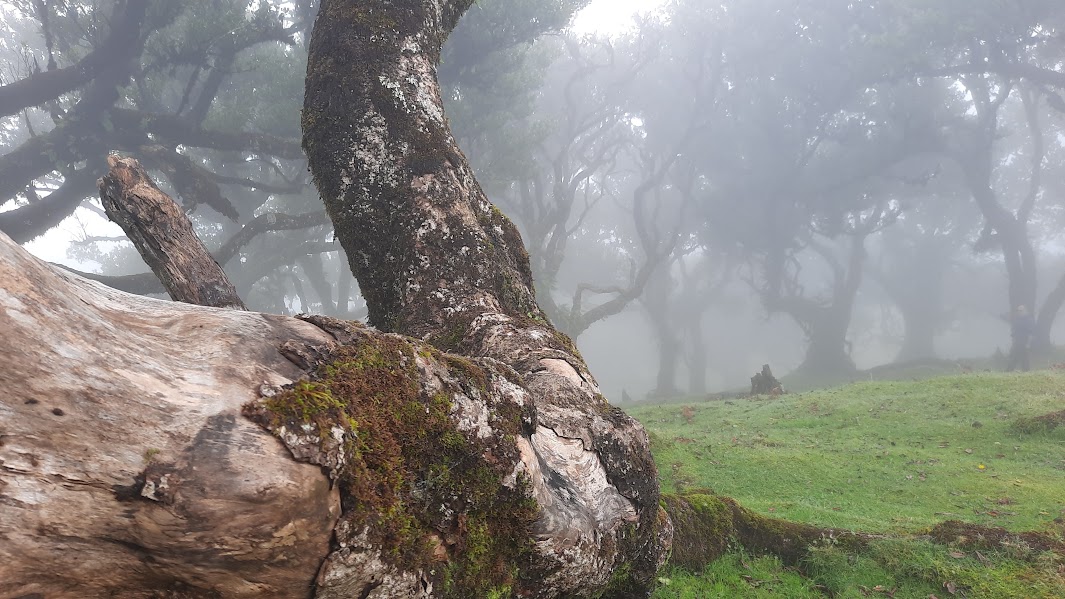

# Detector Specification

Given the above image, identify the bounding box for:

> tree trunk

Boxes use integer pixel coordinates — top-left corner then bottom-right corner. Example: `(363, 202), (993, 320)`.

(303, 2), (667, 595)
(966, 173), (1039, 359)
(1033, 270), (1065, 351)
(896, 301), (939, 363)
(798, 317), (857, 376)
(686, 314), (708, 396)
(643, 269), (681, 399)
(100, 155), (247, 310)
(0, 232), (338, 598)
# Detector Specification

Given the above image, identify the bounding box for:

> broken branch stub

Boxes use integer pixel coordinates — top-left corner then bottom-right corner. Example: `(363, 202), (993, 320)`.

(99, 154), (247, 310)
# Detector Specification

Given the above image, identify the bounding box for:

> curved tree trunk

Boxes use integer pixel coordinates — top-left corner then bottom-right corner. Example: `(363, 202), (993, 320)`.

(1033, 270), (1065, 351)
(643, 269), (682, 399)
(895, 300), (940, 363)
(302, 1), (667, 595)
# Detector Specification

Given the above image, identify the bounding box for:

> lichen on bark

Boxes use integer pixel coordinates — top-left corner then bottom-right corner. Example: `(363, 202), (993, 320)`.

(301, 1), (669, 595)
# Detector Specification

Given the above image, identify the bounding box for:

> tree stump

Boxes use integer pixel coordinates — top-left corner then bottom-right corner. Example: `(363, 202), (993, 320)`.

(750, 364), (784, 396)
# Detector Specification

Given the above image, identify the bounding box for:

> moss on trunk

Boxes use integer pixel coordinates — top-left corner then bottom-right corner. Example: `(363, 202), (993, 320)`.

(244, 323), (539, 597)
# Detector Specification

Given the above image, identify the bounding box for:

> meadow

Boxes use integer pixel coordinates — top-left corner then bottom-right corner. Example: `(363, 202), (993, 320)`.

(629, 371), (1065, 598)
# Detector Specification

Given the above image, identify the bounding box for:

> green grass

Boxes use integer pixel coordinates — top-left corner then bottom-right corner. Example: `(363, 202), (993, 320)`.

(654, 554), (824, 598)
(628, 371), (1065, 597)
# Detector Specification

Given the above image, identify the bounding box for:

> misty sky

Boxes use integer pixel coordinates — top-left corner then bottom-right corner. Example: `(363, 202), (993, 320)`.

(573, 0), (668, 33)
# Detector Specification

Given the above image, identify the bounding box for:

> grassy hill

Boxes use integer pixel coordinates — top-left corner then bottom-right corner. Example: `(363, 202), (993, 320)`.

(628, 371), (1065, 598)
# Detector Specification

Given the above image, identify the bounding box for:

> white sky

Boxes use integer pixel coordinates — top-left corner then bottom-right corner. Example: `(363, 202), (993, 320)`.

(19, 0), (672, 269)
(573, 0), (669, 34)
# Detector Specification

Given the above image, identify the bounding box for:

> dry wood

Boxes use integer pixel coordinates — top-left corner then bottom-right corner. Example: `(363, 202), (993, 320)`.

(0, 232), (336, 598)
(99, 154), (246, 310)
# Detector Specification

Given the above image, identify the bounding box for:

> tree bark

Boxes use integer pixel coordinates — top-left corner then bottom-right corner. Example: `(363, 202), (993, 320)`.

(0, 232), (338, 598)
(302, 0), (667, 595)
(642, 267), (681, 399)
(99, 155), (247, 310)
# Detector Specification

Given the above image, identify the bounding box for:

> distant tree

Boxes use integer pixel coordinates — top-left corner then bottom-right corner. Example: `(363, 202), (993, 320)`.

(0, 0), (593, 318)
(873, 0), (1065, 357)
(475, 29), (710, 338)
(868, 191), (980, 362)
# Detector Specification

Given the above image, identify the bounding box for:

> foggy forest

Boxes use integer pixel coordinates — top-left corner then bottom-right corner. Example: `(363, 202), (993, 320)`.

(1, 0), (1063, 598)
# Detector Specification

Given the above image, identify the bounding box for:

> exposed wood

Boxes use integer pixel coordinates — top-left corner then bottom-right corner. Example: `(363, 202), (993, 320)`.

(99, 155), (247, 310)
(0, 232), (338, 598)
(1, 230), (657, 598)
(3, 1), (670, 597)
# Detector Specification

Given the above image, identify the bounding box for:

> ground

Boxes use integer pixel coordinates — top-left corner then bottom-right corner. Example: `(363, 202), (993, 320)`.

(630, 371), (1065, 598)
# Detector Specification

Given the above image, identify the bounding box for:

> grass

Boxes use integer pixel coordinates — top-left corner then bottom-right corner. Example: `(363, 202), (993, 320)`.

(628, 371), (1065, 598)
(654, 553), (825, 598)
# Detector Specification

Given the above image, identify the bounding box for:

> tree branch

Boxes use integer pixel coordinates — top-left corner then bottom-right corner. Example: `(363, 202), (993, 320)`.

(99, 155), (246, 310)
(0, 166), (100, 243)
(0, 0), (150, 118)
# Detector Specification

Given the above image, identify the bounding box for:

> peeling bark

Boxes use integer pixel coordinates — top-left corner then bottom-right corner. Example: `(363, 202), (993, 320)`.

(0, 230), (664, 597)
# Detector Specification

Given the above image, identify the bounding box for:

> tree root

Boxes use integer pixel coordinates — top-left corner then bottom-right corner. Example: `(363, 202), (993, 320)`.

(662, 492), (870, 570)
(662, 492), (1064, 576)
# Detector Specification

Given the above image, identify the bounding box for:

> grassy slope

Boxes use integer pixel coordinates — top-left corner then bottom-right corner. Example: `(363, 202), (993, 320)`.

(628, 371), (1065, 598)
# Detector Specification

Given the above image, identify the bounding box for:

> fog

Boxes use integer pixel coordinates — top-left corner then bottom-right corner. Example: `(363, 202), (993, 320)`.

(2, 0), (1064, 401)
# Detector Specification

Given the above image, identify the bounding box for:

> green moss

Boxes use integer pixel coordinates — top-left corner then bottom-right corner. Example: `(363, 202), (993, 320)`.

(442, 353), (489, 392)
(663, 492), (866, 571)
(595, 562), (637, 598)
(552, 328), (584, 360)
(143, 447), (161, 464)
(661, 493), (734, 570)
(349, 6), (398, 33)
(429, 320), (470, 352)
(244, 335), (537, 597)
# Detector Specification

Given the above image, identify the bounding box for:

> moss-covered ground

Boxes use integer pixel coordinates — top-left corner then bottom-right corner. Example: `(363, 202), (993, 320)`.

(629, 371), (1065, 598)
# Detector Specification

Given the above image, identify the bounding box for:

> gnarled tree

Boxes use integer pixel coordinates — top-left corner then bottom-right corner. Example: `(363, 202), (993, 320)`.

(0, 1), (668, 597)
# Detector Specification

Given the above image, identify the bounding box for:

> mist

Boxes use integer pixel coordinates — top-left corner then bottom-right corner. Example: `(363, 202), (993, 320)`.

(2, 0), (1064, 402)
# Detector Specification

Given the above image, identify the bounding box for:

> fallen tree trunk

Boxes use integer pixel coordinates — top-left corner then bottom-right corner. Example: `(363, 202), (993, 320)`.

(0, 220), (664, 597)
(0, 231), (337, 597)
